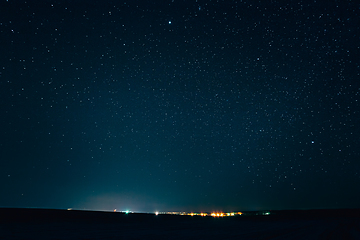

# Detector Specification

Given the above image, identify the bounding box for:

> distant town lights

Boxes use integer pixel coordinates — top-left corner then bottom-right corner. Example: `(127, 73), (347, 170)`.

(116, 211), (246, 217)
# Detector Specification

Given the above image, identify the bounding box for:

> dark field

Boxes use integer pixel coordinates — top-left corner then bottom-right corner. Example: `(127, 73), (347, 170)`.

(1, 208), (360, 239)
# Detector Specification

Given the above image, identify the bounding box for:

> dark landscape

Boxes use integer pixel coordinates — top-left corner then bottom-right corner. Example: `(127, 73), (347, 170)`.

(1, 1), (360, 239)
(1, 208), (360, 239)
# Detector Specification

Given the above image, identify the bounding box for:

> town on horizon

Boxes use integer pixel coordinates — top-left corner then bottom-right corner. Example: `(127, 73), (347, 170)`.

(110, 209), (272, 217)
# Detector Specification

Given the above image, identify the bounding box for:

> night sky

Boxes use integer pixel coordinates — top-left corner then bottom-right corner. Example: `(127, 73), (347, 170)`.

(1, 0), (359, 213)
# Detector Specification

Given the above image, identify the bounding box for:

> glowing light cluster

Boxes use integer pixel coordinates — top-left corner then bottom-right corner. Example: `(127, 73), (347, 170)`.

(186, 212), (208, 216)
(149, 211), (243, 217)
(209, 212), (242, 217)
(211, 212), (224, 217)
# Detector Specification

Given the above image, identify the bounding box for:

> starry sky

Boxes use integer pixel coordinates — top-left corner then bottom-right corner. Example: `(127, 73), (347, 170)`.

(1, 0), (359, 212)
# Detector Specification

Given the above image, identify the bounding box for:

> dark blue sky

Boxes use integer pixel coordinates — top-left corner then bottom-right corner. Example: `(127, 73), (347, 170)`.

(1, 0), (359, 212)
